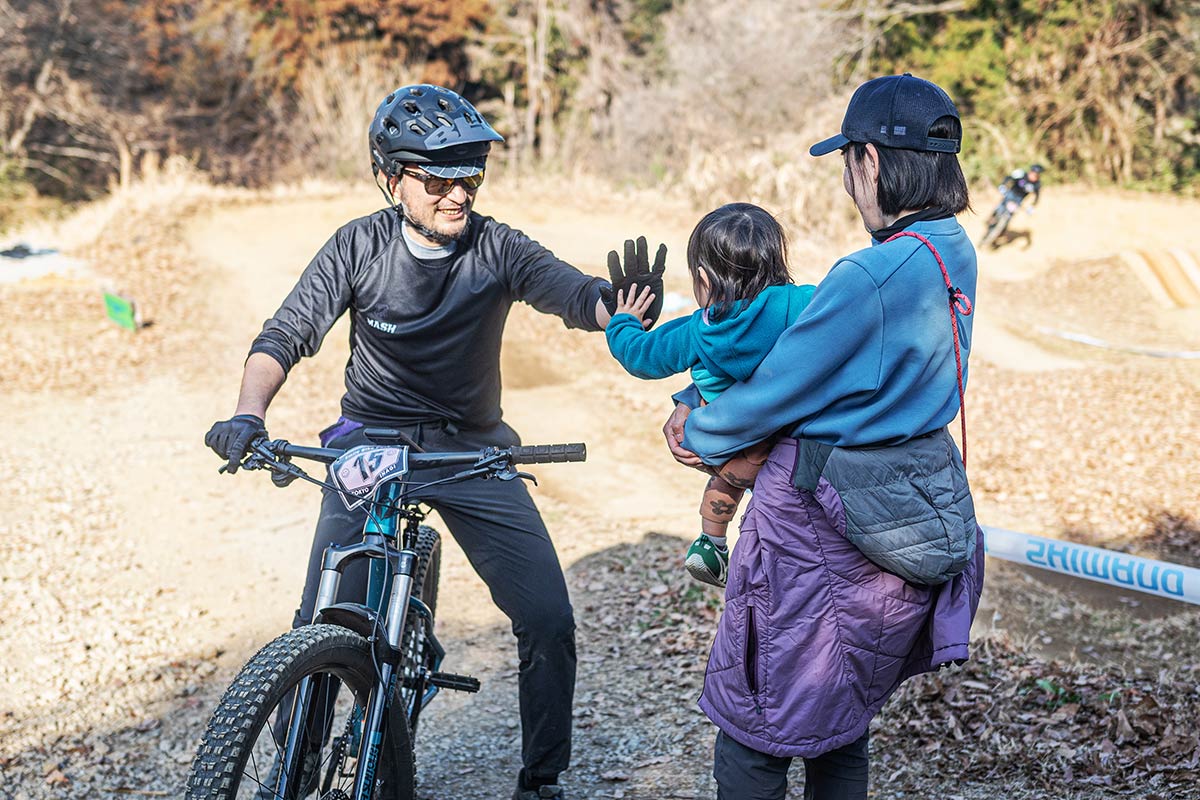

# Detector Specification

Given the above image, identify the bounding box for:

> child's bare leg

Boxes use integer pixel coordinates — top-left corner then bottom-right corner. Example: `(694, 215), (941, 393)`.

(700, 474), (746, 537)
(686, 444), (773, 588)
(713, 441), (771, 492)
(686, 474), (744, 587)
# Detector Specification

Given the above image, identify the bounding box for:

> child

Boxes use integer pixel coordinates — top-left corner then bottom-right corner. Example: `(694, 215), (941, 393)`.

(606, 203), (815, 587)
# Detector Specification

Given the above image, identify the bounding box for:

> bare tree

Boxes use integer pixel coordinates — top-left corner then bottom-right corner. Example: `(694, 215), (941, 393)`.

(0, 0), (73, 182)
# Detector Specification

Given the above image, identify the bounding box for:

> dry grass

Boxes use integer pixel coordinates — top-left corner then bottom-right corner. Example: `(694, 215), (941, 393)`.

(282, 45), (422, 182)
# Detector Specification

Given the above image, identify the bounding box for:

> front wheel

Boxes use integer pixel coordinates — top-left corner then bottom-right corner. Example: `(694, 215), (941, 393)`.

(187, 624), (414, 800)
(979, 209), (1004, 248)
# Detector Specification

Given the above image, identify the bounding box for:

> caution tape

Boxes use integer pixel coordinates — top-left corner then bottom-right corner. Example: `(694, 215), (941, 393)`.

(982, 526), (1200, 606)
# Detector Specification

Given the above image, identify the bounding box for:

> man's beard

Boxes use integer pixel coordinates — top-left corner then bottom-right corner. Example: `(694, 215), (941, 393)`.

(400, 200), (471, 246)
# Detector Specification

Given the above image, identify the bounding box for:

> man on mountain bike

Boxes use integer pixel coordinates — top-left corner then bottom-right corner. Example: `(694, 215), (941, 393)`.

(998, 162), (1043, 210)
(204, 84), (665, 800)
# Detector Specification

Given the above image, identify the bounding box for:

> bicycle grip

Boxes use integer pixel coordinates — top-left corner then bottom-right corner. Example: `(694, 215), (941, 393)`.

(510, 443), (587, 464)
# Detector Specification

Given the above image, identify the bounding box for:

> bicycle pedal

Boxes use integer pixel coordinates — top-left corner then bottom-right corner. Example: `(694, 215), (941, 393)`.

(428, 671), (481, 693)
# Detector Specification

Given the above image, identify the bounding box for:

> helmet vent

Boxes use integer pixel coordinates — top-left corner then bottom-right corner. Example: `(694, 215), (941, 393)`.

(383, 117), (399, 135)
(408, 122), (426, 134)
(385, 93), (395, 104)
(437, 98), (452, 112)
(402, 100), (420, 115)
(409, 87), (424, 96)
(435, 114), (454, 128)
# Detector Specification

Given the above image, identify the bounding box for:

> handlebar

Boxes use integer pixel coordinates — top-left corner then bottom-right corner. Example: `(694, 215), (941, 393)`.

(219, 436), (588, 514)
(510, 443), (587, 464)
(270, 440), (587, 468)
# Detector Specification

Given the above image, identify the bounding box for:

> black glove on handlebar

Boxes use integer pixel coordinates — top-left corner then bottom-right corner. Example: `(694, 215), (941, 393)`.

(204, 414), (267, 474)
(599, 236), (667, 329)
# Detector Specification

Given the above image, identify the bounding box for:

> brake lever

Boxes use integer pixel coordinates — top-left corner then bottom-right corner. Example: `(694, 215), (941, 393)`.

(215, 437), (284, 476)
(494, 463), (537, 485)
(217, 453), (267, 475)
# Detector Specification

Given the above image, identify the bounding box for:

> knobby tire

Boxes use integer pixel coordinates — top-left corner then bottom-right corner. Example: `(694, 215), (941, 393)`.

(186, 625), (414, 800)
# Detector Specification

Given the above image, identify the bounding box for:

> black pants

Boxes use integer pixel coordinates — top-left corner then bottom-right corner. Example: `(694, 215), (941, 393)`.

(713, 730), (869, 800)
(293, 421), (576, 783)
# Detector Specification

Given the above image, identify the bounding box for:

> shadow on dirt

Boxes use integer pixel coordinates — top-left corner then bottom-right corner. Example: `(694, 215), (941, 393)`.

(981, 226), (1034, 252)
(7, 530), (1198, 799)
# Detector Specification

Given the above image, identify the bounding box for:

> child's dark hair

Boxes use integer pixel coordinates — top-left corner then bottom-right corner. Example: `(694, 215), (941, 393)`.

(687, 203), (792, 321)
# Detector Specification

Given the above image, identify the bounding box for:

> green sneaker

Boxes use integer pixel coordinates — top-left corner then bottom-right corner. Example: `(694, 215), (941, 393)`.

(685, 534), (729, 588)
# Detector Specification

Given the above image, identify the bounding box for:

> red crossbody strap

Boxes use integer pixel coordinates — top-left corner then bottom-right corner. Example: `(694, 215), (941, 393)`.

(884, 230), (973, 466)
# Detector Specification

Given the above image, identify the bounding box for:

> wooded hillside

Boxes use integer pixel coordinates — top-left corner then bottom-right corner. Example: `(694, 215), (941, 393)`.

(1, 0), (1197, 216)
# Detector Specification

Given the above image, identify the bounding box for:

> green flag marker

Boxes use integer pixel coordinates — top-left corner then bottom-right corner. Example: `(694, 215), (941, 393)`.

(104, 292), (138, 331)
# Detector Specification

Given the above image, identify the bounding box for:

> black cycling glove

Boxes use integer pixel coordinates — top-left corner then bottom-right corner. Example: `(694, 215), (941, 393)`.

(599, 236), (667, 329)
(204, 414), (267, 473)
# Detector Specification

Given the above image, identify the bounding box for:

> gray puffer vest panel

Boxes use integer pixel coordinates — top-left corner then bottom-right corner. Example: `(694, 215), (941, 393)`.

(791, 428), (976, 585)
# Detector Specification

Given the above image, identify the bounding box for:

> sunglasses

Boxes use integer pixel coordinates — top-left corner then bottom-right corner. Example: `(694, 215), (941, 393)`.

(401, 169), (485, 195)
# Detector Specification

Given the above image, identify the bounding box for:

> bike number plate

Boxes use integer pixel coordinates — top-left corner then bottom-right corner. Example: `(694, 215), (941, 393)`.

(330, 445), (409, 510)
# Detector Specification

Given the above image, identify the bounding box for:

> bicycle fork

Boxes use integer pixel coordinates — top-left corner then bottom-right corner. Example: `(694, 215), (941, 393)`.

(270, 530), (416, 800)
(351, 547), (415, 799)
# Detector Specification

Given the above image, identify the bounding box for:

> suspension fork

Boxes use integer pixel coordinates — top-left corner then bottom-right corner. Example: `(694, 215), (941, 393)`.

(349, 563), (417, 799)
(278, 484), (419, 800)
(353, 483), (418, 800)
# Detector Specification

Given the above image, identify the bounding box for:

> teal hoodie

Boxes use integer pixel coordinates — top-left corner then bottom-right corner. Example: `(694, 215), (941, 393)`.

(682, 217), (977, 463)
(606, 283), (816, 401)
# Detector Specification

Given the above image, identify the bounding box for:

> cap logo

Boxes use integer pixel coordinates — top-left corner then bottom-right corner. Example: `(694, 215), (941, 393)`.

(894, 125), (906, 135)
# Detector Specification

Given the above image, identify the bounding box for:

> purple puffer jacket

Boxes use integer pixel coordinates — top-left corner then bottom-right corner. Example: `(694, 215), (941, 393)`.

(698, 438), (985, 758)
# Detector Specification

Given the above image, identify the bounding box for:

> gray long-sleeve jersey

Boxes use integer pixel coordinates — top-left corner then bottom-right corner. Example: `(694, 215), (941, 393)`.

(250, 209), (605, 428)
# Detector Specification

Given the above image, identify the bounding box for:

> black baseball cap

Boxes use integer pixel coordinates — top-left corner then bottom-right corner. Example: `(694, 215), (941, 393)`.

(810, 73), (962, 157)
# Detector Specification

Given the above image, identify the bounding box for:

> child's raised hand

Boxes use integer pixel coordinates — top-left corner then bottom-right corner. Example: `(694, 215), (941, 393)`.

(614, 283), (657, 328)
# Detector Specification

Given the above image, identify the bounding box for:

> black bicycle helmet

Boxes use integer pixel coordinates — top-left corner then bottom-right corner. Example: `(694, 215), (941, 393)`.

(369, 84), (503, 179)
(1029, 163), (1045, 174)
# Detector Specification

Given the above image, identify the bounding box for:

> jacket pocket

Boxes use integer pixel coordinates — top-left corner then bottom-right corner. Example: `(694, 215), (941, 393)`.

(744, 603), (760, 696)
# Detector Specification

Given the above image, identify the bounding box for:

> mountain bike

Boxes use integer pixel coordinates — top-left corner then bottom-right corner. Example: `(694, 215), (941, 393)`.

(978, 194), (1020, 249)
(978, 190), (1036, 250)
(185, 431), (586, 800)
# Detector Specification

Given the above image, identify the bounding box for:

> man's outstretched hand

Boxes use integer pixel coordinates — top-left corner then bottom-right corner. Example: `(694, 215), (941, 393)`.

(205, 414), (267, 473)
(600, 236), (667, 328)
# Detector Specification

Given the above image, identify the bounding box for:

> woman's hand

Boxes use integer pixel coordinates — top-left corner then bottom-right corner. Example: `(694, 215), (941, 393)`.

(663, 402), (705, 468)
(613, 283), (656, 328)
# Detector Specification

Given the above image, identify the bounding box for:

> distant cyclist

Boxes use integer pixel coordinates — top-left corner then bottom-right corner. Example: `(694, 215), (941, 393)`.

(997, 163), (1043, 211)
(204, 83), (666, 800)
(979, 163), (1044, 247)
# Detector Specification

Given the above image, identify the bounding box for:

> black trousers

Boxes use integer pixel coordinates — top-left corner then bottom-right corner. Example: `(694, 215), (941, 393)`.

(292, 421), (576, 782)
(713, 730), (869, 800)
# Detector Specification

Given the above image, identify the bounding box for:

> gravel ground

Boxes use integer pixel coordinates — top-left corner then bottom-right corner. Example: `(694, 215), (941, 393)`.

(2, 185), (1198, 798)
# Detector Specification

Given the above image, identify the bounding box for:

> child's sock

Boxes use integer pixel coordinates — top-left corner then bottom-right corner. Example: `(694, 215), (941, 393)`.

(704, 533), (727, 550)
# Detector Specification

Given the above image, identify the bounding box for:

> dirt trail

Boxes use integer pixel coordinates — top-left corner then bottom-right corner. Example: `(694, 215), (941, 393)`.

(2, 181), (1199, 798)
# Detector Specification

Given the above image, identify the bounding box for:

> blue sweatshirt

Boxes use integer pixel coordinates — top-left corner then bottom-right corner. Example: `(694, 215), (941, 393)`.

(682, 217), (977, 463)
(606, 284), (816, 401)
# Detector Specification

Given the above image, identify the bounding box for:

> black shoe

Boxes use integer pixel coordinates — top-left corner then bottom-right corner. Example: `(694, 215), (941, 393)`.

(512, 785), (565, 800)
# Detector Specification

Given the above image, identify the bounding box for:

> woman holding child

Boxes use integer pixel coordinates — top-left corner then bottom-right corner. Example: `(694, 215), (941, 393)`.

(610, 74), (986, 799)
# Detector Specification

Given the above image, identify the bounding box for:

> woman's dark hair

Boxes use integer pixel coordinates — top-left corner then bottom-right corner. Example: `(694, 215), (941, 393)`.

(687, 203), (792, 321)
(847, 116), (971, 216)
